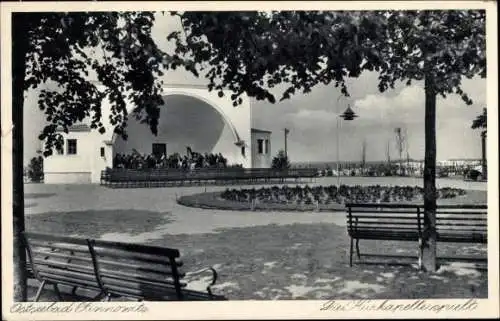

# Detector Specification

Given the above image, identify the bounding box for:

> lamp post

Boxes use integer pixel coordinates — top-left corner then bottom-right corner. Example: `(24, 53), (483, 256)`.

(336, 101), (358, 187)
(284, 128), (290, 158)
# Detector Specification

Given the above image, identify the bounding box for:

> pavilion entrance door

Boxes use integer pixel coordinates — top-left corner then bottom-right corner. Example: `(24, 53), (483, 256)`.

(152, 143), (167, 158)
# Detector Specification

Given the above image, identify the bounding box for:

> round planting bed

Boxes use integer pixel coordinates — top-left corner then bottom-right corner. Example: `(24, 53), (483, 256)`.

(176, 185), (483, 212)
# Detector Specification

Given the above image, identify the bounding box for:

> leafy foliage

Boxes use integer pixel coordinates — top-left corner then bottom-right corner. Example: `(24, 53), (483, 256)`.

(471, 107), (487, 131)
(20, 11), (486, 155)
(271, 150), (291, 170)
(18, 12), (179, 156)
(169, 10), (486, 105)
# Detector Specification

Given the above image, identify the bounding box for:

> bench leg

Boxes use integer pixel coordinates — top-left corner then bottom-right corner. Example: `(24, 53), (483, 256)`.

(93, 291), (108, 301)
(34, 280), (47, 302)
(418, 238), (423, 270)
(53, 284), (63, 301)
(349, 237), (354, 267)
(355, 239), (361, 259)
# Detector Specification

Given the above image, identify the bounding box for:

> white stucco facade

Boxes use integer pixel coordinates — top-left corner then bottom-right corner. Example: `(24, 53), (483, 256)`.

(251, 128), (272, 168)
(44, 84), (265, 184)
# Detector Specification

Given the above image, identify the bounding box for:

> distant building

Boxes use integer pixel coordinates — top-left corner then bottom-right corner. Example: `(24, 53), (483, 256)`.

(43, 84), (272, 184)
(251, 128), (272, 168)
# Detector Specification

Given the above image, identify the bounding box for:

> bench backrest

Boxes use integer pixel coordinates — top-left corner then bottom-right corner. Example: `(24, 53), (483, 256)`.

(346, 203), (487, 240)
(346, 203), (422, 234)
(87, 239), (186, 300)
(22, 232), (101, 290)
(434, 205), (487, 241)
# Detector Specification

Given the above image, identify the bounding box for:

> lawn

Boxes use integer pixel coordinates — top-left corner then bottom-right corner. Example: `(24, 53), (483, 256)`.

(24, 183), (488, 300)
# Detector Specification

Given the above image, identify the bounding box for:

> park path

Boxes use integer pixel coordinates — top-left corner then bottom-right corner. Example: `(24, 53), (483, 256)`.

(24, 183), (346, 243)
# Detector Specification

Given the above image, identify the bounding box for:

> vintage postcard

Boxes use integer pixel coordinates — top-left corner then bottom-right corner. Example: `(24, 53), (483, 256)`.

(1, 1), (498, 320)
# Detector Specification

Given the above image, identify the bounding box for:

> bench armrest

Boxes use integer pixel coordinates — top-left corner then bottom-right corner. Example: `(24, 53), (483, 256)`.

(186, 267), (218, 296)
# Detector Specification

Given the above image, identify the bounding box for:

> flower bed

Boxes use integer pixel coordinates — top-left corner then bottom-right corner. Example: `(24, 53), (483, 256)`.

(220, 185), (467, 206)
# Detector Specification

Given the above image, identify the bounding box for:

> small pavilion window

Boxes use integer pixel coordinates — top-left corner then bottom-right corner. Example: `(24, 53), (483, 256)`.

(257, 139), (264, 154)
(67, 139), (77, 155)
(152, 143), (167, 157)
(100, 147), (105, 157)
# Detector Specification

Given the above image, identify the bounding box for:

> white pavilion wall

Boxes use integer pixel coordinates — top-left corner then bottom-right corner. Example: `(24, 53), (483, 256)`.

(113, 96), (240, 165)
(113, 93), (249, 167)
(43, 131), (94, 184)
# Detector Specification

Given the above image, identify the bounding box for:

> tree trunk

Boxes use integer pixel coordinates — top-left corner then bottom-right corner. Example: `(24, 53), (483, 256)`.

(421, 75), (438, 272)
(12, 13), (28, 302)
(481, 132), (487, 180)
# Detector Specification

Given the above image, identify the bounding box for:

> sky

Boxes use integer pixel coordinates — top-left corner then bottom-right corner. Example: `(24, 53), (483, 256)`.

(23, 12), (487, 165)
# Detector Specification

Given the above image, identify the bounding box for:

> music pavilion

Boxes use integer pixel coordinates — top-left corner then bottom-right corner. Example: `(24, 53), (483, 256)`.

(43, 84), (272, 184)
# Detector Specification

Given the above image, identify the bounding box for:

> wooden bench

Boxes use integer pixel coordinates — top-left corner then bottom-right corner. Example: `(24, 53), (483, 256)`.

(23, 232), (225, 301)
(345, 203), (487, 267)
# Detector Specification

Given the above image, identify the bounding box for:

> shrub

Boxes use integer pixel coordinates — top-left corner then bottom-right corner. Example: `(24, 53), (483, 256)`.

(466, 169), (482, 181)
(27, 156), (44, 182)
(271, 150), (291, 170)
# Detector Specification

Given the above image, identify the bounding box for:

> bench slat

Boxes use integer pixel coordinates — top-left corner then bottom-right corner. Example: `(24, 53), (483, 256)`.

(348, 215), (486, 222)
(98, 266), (186, 283)
(37, 266), (97, 282)
(102, 284), (180, 300)
(435, 212), (486, 215)
(101, 274), (187, 289)
(346, 215), (421, 220)
(32, 249), (94, 262)
(39, 274), (100, 289)
(348, 210), (420, 215)
(32, 259), (95, 272)
(437, 228), (487, 233)
(350, 221), (419, 226)
(346, 203), (420, 208)
(350, 234), (420, 240)
(91, 240), (180, 258)
(28, 241), (91, 254)
(436, 217), (486, 222)
(93, 251), (183, 268)
(437, 235), (487, 243)
(437, 219), (487, 224)
(94, 258), (181, 275)
(351, 224), (486, 230)
(434, 205), (487, 209)
(349, 226), (420, 231)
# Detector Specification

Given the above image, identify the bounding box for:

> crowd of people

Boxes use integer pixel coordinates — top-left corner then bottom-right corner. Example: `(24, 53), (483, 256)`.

(221, 185), (466, 205)
(112, 149), (229, 170)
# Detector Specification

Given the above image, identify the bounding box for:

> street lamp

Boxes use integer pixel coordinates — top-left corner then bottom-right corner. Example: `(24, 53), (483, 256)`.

(336, 99), (358, 187)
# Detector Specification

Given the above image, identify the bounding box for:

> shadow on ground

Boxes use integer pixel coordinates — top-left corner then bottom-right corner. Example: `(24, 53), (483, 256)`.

(145, 223), (487, 300)
(26, 210), (174, 239)
(24, 193), (57, 200)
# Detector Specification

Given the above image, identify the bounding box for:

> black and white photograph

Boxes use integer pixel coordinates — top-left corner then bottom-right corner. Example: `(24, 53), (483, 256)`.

(1, 1), (498, 319)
